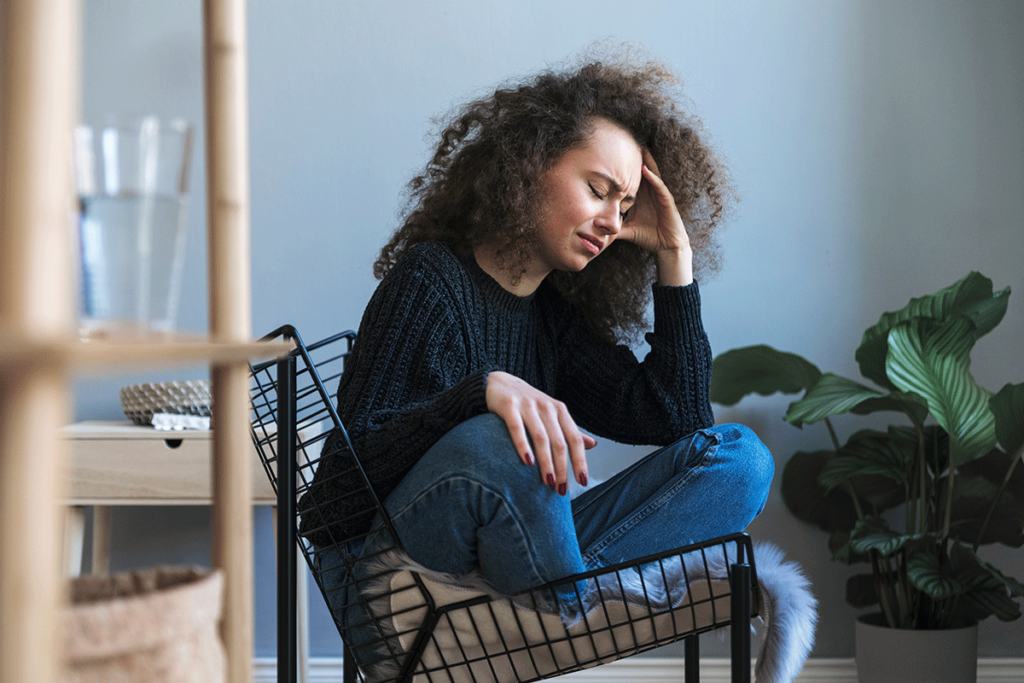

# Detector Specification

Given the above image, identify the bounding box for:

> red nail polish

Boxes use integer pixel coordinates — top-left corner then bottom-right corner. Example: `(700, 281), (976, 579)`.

(558, 482), (567, 497)
(579, 471), (588, 487)
(546, 473), (555, 488)
(524, 452), (534, 466)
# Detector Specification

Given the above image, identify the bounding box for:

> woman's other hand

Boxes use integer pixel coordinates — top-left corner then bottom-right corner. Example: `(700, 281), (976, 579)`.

(485, 370), (594, 495)
(620, 149), (694, 286)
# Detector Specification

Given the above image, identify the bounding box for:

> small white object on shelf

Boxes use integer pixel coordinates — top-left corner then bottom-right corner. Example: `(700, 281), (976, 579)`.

(152, 413), (210, 431)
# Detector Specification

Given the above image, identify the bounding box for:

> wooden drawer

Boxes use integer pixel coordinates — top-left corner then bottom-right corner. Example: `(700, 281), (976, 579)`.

(61, 421), (277, 505)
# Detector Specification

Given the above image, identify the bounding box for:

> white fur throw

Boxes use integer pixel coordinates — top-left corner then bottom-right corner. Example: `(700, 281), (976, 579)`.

(355, 542), (816, 683)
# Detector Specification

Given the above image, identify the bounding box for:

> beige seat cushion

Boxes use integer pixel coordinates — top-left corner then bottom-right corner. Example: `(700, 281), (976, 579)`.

(359, 542), (816, 683)
(389, 566), (732, 683)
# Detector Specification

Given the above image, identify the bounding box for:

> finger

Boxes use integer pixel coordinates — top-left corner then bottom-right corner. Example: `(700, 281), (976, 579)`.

(500, 410), (535, 467)
(641, 162), (675, 208)
(557, 409), (590, 491)
(641, 147), (662, 177)
(521, 404), (556, 489)
(583, 434), (598, 449)
(639, 159), (688, 245)
(640, 150), (677, 206)
(539, 403), (572, 496)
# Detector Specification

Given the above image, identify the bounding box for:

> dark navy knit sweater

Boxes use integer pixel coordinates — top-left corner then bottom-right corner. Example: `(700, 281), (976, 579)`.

(299, 242), (714, 545)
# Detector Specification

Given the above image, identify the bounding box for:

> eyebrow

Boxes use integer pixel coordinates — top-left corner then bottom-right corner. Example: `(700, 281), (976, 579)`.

(593, 172), (635, 203)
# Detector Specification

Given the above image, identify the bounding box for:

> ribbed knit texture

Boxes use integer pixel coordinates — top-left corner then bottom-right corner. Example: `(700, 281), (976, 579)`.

(299, 242), (714, 545)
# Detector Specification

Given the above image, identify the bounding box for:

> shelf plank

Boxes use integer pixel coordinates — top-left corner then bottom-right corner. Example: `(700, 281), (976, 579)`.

(76, 336), (293, 370)
(0, 331), (292, 372)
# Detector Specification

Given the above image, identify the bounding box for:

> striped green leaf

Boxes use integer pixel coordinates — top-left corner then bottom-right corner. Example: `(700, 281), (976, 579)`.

(907, 551), (963, 600)
(784, 373), (885, 427)
(856, 272), (1010, 389)
(848, 517), (918, 557)
(959, 587), (1022, 622)
(949, 543), (1024, 622)
(885, 317), (997, 467)
(710, 345), (821, 407)
(818, 429), (915, 493)
(781, 450), (861, 534)
(991, 382), (1024, 457)
(850, 391), (930, 425)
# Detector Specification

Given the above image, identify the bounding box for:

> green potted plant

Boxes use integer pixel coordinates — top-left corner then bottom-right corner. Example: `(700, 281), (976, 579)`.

(709, 271), (1024, 682)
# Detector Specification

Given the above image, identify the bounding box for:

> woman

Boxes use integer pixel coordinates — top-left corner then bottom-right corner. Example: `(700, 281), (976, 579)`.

(302, 54), (774, 663)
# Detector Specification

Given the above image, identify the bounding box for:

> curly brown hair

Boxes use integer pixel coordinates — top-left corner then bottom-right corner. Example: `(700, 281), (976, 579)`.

(375, 52), (734, 344)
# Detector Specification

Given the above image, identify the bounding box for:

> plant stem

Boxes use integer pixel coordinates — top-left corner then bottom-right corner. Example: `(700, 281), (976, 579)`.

(843, 481), (865, 519)
(824, 417), (842, 452)
(930, 427), (941, 530)
(826, 417), (867, 520)
(871, 550), (897, 627)
(901, 547), (915, 628)
(973, 445), (1023, 552)
(942, 447), (956, 541)
(944, 592), (961, 630)
(914, 422), (926, 535)
(893, 551), (910, 626)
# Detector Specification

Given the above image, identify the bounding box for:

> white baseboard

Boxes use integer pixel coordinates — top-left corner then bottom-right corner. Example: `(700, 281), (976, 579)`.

(254, 656), (1024, 683)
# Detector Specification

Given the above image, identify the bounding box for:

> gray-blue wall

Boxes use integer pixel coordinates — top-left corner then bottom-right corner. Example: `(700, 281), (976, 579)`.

(74, 0), (1024, 660)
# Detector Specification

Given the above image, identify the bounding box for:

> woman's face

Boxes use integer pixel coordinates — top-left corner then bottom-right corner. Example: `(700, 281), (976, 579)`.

(530, 119), (643, 280)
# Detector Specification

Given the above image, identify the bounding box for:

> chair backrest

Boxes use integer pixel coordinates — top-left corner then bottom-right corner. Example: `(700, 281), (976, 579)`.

(250, 326), (432, 678)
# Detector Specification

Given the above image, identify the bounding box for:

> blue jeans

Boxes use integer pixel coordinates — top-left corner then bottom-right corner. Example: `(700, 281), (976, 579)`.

(317, 414), (773, 664)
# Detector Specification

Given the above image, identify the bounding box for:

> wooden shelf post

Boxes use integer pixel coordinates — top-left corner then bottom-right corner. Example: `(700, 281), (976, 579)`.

(0, 1), (80, 683)
(204, 1), (255, 682)
(1, 2), (264, 682)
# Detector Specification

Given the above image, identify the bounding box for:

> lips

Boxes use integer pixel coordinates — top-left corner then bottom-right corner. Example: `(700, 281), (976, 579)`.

(578, 233), (603, 255)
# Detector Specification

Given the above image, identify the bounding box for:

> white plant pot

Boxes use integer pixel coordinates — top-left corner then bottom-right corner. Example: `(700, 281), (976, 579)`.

(855, 613), (978, 683)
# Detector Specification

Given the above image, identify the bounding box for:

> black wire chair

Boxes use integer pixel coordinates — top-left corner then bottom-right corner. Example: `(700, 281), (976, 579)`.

(250, 325), (761, 683)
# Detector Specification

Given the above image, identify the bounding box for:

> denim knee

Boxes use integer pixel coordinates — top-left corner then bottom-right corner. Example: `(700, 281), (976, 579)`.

(383, 413), (585, 595)
(431, 413), (522, 474)
(399, 413), (545, 495)
(711, 423), (774, 517)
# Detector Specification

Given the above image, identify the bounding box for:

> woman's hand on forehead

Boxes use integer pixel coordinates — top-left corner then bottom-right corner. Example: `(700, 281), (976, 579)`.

(619, 149), (693, 286)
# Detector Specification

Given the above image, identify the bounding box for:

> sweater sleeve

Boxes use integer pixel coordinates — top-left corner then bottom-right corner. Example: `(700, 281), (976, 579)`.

(338, 254), (492, 475)
(299, 248), (493, 543)
(552, 281), (714, 446)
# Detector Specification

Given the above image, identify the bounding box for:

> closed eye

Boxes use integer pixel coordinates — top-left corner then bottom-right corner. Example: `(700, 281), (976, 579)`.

(591, 182), (629, 221)
(619, 200), (633, 221)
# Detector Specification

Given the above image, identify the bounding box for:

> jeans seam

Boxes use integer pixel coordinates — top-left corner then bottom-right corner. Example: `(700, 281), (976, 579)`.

(571, 442), (670, 518)
(580, 430), (720, 568)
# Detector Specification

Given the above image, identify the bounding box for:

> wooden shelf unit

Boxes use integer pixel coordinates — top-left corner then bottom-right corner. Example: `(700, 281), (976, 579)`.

(0, 2), (267, 682)
(0, 331), (292, 372)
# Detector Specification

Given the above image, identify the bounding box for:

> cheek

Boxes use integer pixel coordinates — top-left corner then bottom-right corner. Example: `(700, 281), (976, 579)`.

(559, 188), (593, 224)
(550, 203), (588, 239)
(538, 177), (592, 236)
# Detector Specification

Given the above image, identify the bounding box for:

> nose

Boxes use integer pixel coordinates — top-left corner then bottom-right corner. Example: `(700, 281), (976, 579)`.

(594, 204), (622, 235)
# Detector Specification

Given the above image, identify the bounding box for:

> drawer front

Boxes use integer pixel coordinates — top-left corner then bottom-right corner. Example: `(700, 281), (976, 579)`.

(68, 436), (277, 504)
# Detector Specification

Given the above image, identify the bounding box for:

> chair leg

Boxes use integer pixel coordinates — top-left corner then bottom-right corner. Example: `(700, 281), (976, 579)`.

(730, 562), (752, 683)
(277, 355), (298, 683)
(684, 635), (699, 683)
(344, 642), (356, 683)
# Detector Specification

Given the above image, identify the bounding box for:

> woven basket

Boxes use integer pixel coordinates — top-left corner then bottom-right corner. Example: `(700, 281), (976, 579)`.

(119, 380), (212, 426)
(64, 566), (225, 683)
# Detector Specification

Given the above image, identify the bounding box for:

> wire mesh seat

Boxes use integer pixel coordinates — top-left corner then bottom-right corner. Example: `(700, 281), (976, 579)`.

(250, 325), (761, 683)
